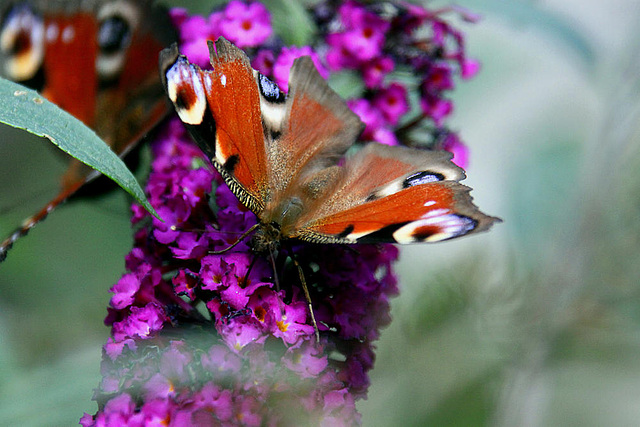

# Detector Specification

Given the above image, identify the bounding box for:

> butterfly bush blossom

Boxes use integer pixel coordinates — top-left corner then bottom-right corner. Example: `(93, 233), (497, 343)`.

(82, 1), (479, 425)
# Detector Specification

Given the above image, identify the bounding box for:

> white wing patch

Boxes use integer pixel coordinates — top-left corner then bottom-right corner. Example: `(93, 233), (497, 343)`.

(392, 209), (475, 243)
(165, 59), (207, 126)
(0, 5), (44, 81)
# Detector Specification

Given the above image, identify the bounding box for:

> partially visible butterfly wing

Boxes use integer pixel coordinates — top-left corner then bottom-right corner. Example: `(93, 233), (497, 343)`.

(93, 0), (175, 156)
(0, 0), (175, 261)
(160, 38), (270, 214)
(31, 9), (100, 125)
(291, 143), (500, 244)
(0, 0), (174, 149)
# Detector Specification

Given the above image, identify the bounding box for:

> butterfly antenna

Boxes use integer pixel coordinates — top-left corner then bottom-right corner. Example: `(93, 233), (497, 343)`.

(209, 223), (259, 254)
(288, 250), (320, 343)
(0, 180), (84, 263)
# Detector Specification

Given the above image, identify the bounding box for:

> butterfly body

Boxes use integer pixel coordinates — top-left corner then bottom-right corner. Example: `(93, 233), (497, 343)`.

(0, 0), (176, 261)
(161, 38), (499, 254)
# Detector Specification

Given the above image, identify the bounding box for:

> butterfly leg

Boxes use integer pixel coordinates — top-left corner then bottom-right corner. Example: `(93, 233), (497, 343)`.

(267, 249), (291, 323)
(290, 253), (320, 343)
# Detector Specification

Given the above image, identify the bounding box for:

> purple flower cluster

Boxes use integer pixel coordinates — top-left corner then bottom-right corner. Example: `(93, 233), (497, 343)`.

(82, 119), (398, 425)
(170, 0), (271, 67)
(172, 0), (477, 166)
(83, 1), (479, 424)
(313, 0), (479, 166)
(81, 336), (366, 426)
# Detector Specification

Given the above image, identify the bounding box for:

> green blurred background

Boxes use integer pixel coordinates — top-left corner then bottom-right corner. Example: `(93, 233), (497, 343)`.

(2, 0), (640, 425)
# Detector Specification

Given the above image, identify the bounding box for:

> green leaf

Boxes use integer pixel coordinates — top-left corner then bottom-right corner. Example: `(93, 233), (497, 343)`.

(0, 77), (159, 220)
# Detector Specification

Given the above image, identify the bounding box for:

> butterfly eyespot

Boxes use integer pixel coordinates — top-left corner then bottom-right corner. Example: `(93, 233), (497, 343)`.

(174, 86), (195, 110)
(256, 72), (287, 133)
(403, 171), (445, 188)
(98, 15), (130, 55)
(165, 59), (207, 125)
(392, 213), (478, 243)
(0, 3), (44, 82)
(96, 1), (140, 81)
(257, 73), (285, 103)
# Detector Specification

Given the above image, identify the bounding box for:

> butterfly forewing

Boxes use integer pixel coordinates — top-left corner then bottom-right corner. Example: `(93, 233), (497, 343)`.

(160, 39), (269, 214)
(264, 56), (362, 201)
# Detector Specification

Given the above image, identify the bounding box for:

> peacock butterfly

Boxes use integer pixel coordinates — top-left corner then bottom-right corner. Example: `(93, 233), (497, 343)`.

(0, 0), (176, 261)
(160, 38), (499, 256)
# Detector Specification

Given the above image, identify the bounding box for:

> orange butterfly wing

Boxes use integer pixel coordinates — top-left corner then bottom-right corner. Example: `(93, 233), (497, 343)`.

(290, 143), (498, 243)
(160, 39), (269, 213)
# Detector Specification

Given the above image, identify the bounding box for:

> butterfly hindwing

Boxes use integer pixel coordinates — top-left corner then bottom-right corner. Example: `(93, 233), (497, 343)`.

(290, 143), (497, 243)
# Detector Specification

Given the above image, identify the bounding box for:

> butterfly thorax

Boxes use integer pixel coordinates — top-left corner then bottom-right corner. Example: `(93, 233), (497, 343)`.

(251, 196), (305, 253)
(250, 222), (280, 255)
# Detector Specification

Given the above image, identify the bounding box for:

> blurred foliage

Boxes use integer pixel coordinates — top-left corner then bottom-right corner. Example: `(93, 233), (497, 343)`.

(452, 0), (596, 68)
(2, 0), (640, 425)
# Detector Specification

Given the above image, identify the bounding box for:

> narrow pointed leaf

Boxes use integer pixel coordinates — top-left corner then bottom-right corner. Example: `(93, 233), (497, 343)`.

(0, 77), (159, 219)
